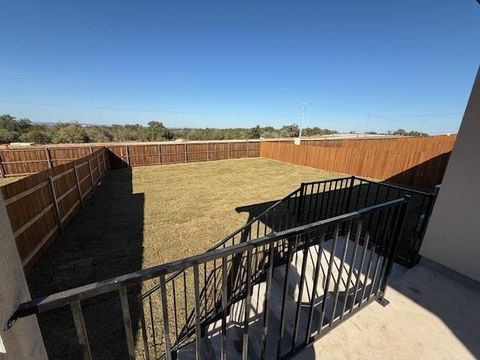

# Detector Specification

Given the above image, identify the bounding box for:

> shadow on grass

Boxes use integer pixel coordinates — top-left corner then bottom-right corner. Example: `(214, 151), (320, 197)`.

(26, 168), (144, 359)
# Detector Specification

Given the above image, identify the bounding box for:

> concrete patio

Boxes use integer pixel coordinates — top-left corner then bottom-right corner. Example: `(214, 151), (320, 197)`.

(293, 261), (480, 359)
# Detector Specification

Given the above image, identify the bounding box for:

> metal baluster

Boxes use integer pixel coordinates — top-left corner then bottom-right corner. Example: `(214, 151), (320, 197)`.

(305, 231), (326, 344)
(363, 182), (372, 208)
(261, 243), (275, 360)
(221, 257), (228, 360)
(306, 184), (314, 223)
(353, 180), (362, 211)
(318, 225), (340, 332)
(377, 197), (410, 302)
(359, 209), (385, 308)
(70, 300), (92, 360)
(291, 232), (310, 352)
(148, 295), (158, 356)
(277, 239), (294, 358)
(193, 264), (203, 360)
(349, 219), (372, 314)
(159, 275), (172, 360)
(119, 287), (136, 359)
(172, 278), (179, 338)
(137, 296), (151, 360)
(340, 221), (363, 319)
(323, 181), (332, 220)
(242, 248), (253, 360)
(204, 263), (208, 317)
(311, 183), (321, 222)
(373, 183), (381, 206)
(329, 220), (352, 327)
(368, 207), (394, 300)
(183, 272), (189, 326)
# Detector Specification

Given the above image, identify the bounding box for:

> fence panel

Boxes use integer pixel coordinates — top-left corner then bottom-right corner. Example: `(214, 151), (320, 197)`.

(0, 148), (109, 270)
(0, 140), (269, 176)
(261, 136), (456, 187)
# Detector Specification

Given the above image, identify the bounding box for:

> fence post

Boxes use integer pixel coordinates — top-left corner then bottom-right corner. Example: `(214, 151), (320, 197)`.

(73, 165), (83, 207)
(125, 145), (130, 167)
(45, 148), (52, 169)
(89, 146), (93, 154)
(96, 154), (101, 177)
(228, 142), (232, 159)
(184, 143), (188, 163)
(88, 158), (95, 190)
(0, 153), (5, 178)
(206, 143), (210, 161)
(48, 176), (63, 233)
(103, 148), (108, 170)
(246, 141), (249, 158)
(158, 144), (162, 165)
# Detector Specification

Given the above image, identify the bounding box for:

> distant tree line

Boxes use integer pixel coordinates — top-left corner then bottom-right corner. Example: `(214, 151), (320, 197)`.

(0, 114), (428, 144)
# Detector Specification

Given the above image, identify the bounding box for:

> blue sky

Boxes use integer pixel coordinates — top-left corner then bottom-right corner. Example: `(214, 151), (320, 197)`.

(1, 0), (479, 133)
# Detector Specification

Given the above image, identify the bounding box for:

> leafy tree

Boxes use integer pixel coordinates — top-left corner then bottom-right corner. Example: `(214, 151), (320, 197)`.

(85, 126), (114, 143)
(20, 128), (52, 143)
(249, 125), (261, 139)
(280, 124), (300, 137)
(147, 121), (174, 141)
(52, 123), (89, 143)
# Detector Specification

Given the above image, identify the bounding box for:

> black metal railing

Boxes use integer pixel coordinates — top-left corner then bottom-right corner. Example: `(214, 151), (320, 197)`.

(139, 176), (438, 357)
(8, 196), (410, 360)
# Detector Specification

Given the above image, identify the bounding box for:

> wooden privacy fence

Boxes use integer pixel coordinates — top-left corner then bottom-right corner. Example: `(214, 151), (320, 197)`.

(0, 140), (261, 176)
(0, 148), (109, 270)
(260, 135), (457, 187)
(106, 140), (261, 168)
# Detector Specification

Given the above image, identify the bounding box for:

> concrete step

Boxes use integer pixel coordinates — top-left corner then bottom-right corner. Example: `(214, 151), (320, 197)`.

(273, 236), (383, 304)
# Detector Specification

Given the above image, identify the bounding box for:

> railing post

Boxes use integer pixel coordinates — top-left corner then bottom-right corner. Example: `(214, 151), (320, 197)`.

(344, 176), (356, 213)
(296, 183), (306, 225)
(411, 185), (441, 265)
(377, 195), (410, 306)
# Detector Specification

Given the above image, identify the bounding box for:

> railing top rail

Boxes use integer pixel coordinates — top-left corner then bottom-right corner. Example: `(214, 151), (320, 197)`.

(353, 176), (435, 197)
(7, 196), (408, 328)
(300, 175), (353, 186)
(211, 186), (302, 249)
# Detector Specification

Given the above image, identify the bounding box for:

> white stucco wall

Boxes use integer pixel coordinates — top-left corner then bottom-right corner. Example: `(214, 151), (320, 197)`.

(420, 68), (480, 282)
(0, 196), (47, 359)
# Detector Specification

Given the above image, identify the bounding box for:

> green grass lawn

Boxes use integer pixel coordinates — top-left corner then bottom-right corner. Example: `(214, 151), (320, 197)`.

(26, 158), (346, 359)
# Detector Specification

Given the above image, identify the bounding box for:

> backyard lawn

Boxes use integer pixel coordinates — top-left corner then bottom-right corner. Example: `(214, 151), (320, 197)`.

(26, 157), (346, 359)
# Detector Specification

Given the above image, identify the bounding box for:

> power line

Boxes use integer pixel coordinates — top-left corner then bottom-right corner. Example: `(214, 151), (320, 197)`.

(0, 99), (305, 120)
(369, 112), (462, 118)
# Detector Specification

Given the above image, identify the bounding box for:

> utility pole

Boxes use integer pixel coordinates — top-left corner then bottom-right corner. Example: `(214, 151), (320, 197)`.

(297, 102), (306, 145)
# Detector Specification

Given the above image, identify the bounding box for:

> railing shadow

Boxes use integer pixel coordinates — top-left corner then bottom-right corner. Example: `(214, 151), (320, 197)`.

(26, 168), (144, 359)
